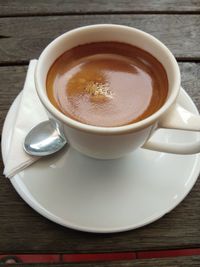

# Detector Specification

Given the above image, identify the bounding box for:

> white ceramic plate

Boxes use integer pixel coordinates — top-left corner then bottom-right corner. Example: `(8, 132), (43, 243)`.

(2, 88), (200, 233)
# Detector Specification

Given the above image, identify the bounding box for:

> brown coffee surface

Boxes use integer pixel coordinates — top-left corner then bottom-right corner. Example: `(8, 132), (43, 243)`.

(46, 42), (168, 127)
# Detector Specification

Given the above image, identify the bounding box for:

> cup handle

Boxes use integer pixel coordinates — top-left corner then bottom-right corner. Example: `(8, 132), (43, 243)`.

(142, 103), (200, 154)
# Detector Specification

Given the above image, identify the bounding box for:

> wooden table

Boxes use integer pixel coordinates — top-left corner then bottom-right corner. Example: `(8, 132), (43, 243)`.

(0, 1), (200, 266)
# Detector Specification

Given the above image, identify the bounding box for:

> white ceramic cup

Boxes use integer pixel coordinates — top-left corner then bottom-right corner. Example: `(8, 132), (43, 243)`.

(35, 24), (200, 159)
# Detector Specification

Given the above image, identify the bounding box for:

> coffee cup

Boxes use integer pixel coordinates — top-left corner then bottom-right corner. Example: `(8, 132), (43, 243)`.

(35, 24), (200, 159)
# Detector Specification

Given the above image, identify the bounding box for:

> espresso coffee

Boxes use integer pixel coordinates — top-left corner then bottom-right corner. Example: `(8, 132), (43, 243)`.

(46, 42), (168, 127)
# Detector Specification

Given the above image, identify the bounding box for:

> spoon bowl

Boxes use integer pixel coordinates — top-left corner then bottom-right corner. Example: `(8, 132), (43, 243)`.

(24, 120), (67, 156)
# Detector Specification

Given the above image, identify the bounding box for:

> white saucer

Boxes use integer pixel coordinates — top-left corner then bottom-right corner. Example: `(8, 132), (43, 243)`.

(2, 88), (200, 233)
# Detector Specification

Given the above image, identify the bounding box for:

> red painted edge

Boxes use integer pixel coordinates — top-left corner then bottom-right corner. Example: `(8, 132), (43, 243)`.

(62, 252), (136, 262)
(0, 249), (200, 263)
(0, 254), (60, 263)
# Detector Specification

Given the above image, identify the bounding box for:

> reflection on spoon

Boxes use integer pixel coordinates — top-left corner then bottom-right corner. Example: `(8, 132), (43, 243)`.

(24, 119), (67, 156)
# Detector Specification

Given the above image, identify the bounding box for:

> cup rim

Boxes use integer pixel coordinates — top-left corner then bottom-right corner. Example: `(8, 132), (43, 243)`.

(35, 24), (181, 135)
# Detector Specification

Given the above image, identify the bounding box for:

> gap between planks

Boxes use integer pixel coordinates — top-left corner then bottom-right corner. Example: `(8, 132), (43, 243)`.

(1, 59), (200, 68)
(0, 10), (200, 18)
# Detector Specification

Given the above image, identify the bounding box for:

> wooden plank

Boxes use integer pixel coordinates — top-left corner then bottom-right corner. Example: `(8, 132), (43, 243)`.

(0, 63), (199, 134)
(0, 0), (200, 16)
(0, 65), (27, 131)
(0, 15), (200, 64)
(1, 256), (200, 266)
(1, 171), (198, 253)
(0, 62), (200, 253)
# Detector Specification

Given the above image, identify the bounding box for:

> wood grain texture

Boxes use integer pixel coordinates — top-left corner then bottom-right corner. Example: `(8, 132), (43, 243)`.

(0, 15), (200, 64)
(0, 65), (27, 131)
(2, 256), (200, 266)
(0, 63), (200, 253)
(0, 0), (200, 16)
(1, 63), (200, 134)
(0, 173), (198, 253)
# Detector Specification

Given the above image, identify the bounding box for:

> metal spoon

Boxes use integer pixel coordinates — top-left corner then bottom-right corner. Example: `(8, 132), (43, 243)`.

(24, 119), (67, 156)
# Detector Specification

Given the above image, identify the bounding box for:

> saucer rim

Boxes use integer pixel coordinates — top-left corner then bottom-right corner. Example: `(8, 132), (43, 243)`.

(2, 88), (200, 233)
